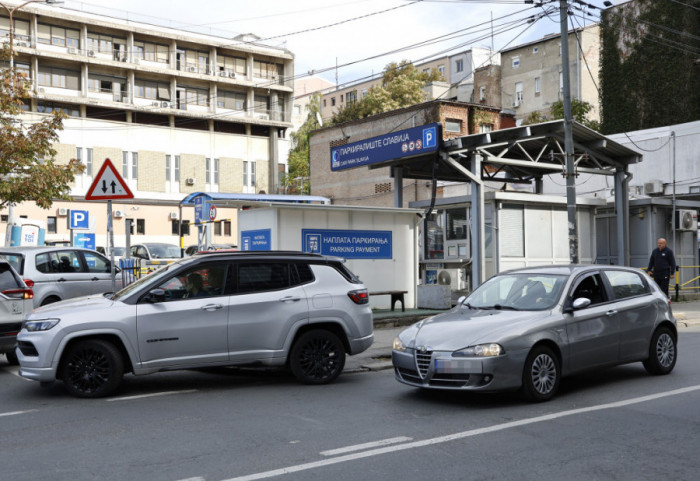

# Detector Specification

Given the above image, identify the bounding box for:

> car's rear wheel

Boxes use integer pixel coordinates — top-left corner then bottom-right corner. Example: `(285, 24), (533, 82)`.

(522, 345), (560, 402)
(290, 330), (346, 385)
(60, 339), (124, 398)
(643, 326), (677, 375)
(41, 296), (61, 306)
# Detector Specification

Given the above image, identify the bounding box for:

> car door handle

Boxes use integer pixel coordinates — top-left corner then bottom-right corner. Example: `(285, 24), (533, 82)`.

(280, 296), (301, 302)
(605, 310), (618, 316)
(57, 278), (67, 282)
(201, 303), (223, 311)
(91, 277), (99, 281)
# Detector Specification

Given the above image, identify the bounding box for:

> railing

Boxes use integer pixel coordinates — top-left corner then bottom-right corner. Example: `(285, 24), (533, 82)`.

(673, 265), (700, 301)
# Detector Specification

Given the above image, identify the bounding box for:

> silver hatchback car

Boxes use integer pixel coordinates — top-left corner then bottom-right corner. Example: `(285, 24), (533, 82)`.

(17, 251), (373, 397)
(392, 265), (677, 402)
(0, 246), (121, 308)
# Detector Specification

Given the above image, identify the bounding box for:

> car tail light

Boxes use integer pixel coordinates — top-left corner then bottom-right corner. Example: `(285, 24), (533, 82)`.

(23, 279), (35, 288)
(2, 288), (33, 300)
(348, 289), (369, 305)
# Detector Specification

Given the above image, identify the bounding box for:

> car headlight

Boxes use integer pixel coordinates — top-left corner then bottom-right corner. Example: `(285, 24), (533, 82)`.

(455, 343), (504, 357)
(24, 319), (60, 332)
(393, 337), (407, 352)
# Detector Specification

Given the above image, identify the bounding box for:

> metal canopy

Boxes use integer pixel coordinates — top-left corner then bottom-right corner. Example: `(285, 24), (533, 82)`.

(370, 120), (642, 184)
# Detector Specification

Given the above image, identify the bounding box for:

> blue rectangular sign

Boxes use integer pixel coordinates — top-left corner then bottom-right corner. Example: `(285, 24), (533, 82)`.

(73, 233), (96, 250)
(241, 229), (271, 251)
(194, 197), (204, 224)
(331, 123), (440, 172)
(70, 210), (89, 229)
(302, 229), (392, 259)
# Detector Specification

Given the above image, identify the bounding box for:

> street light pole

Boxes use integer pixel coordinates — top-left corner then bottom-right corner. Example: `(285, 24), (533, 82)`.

(559, 0), (578, 264)
(1, 1), (60, 246)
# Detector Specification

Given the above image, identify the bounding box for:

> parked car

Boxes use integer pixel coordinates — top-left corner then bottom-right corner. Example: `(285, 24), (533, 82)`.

(392, 265), (677, 402)
(185, 244), (236, 256)
(0, 246), (121, 308)
(0, 259), (34, 365)
(130, 243), (181, 273)
(16, 251), (374, 397)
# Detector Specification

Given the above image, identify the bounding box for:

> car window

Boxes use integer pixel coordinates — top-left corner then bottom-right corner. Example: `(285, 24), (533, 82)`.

(136, 246), (148, 259)
(571, 273), (608, 306)
(602, 270), (649, 300)
(236, 262), (291, 294)
(55, 250), (85, 273)
(0, 263), (22, 290)
(0, 253), (24, 275)
(82, 251), (111, 273)
(467, 274), (567, 310)
(295, 263), (315, 285)
(155, 264), (228, 301)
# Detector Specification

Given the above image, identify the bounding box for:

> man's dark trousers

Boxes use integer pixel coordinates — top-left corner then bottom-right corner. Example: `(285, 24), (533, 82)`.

(654, 270), (671, 297)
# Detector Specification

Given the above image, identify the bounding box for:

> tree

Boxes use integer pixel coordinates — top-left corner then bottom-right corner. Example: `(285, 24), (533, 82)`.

(1, 45), (84, 209)
(282, 93), (321, 195)
(331, 60), (445, 124)
(522, 99), (600, 131)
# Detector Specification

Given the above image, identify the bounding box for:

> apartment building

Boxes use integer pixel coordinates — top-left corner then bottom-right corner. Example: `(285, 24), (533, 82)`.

(291, 76), (335, 131)
(0, 1), (294, 246)
(495, 25), (600, 124)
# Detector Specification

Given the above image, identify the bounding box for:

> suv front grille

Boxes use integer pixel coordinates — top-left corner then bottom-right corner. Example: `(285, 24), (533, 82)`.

(415, 351), (432, 378)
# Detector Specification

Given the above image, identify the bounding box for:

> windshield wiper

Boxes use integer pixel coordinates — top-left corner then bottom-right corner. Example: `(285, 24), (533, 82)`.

(475, 304), (519, 311)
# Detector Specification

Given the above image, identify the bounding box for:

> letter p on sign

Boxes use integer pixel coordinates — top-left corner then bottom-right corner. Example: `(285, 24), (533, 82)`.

(423, 126), (437, 148)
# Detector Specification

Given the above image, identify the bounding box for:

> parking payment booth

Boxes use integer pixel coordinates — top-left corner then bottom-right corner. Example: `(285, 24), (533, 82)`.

(238, 203), (421, 310)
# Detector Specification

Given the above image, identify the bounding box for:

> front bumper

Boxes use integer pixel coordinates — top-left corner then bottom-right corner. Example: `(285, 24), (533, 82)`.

(392, 348), (527, 391)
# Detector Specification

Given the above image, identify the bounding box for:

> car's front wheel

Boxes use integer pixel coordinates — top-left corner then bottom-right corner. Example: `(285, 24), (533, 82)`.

(60, 339), (124, 398)
(643, 326), (677, 375)
(290, 330), (346, 385)
(5, 350), (19, 366)
(522, 345), (560, 402)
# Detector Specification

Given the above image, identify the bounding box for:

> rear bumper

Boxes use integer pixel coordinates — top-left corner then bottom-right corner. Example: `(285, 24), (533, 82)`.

(349, 333), (374, 355)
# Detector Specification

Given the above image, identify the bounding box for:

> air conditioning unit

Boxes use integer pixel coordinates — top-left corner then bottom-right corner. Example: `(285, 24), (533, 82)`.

(57, 207), (68, 216)
(219, 71), (227, 77)
(113, 210), (125, 218)
(169, 212), (179, 220)
(87, 50), (96, 57)
(644, 180), (664, 195)
(675, 209), (698, 231)
(436, 268), (467, 291)
(229, 72), (236, 78)
(185, 177), (195, 186)
(152, 102), (160, 107)
(187, 66), (197, 73)
(258, 114), (269, 120)
(67, 47), (77, 54)
(160, 101), (169, 108)
(512, 101), (520, 108)
(16, 41), (29, 48)
(38, 88), (45, 95)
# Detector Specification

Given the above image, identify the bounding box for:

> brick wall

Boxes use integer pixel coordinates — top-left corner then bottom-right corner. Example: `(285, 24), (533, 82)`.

(256, 159), (269, 193)
(54, 143), (76, 166)
(220, 157), (243, 192)
(180, 153), (206, 194)
(93, 147), (123, 176)
(137, 150), (166, 193)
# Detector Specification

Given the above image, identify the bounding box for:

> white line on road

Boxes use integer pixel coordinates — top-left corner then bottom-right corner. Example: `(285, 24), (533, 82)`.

(106, 389), (198, 402)
(218, 385), (700, 481)
(320, 436), (413, 457)
(4, 366), (32, 381)
(0, 409), (38, 418)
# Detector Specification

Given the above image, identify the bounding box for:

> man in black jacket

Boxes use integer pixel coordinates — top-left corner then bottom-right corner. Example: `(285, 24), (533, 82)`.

(647, 238), (676, 298)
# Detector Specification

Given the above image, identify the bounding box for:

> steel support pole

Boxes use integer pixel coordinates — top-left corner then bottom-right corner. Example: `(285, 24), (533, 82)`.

(393, 166), (404, 208)
(614, 169), (631, 266)
(560, 0), (579, 263)
(470, 153), (484, 290)
(108, 200), (115, 294)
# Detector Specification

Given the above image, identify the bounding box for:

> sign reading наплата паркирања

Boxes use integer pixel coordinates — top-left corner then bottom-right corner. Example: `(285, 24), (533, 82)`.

(330, 123), (440, 171)
(302, 229), (392, 259)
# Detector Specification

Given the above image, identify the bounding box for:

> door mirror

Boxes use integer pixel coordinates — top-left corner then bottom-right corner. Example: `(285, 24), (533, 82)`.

(143, 288), (166, 303)
(457, 295), (467, 306)
(572, 297), (591, 310)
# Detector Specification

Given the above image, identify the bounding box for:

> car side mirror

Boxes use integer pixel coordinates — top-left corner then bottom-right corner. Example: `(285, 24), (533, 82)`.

(457, 295), (467, 306)
(143, 288), (166, 303)
(563, 297), (592, 313)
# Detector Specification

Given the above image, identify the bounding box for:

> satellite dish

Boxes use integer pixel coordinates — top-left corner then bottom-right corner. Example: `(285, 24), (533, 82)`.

(437, 270), (452, 286)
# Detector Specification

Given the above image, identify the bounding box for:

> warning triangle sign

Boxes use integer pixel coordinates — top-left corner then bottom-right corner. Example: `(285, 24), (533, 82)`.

(85, 158), (134, 200)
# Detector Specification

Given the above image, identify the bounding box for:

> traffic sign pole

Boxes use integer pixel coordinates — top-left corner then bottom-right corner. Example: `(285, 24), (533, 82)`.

(108, 199), (115, 294)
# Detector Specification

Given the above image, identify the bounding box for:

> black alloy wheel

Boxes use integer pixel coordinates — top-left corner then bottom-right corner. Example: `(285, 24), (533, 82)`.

(60, 339), (124, 398)
(290, 330), (346, 385)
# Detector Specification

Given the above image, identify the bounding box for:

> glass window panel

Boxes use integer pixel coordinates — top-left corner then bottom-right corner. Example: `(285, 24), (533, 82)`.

(37, 24), (51, 43)
(156, 44), (169, 63)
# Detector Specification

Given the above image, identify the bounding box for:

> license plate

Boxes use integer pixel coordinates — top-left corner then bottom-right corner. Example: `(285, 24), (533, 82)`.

(434, 358), (483, 374)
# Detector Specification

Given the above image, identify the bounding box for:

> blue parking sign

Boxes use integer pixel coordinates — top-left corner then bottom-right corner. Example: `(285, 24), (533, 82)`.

(70, 210), (89, 229)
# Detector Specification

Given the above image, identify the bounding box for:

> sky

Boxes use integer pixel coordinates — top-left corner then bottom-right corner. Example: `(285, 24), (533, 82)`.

(57, 0), (618, 88)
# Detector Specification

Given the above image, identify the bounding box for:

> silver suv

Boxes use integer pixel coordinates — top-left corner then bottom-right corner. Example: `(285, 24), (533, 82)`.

(17, 251), (373, 397)
(0, 259), (34, 365)
(0, 246), (121, 308)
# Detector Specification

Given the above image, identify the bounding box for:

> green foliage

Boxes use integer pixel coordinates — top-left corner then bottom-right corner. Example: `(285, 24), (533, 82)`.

(522, 111), (548, 125)
(521, 99), (600, 131)
(282, 94), (321, 194)
(599, 0), (700, 134)
(331, 60), (445, 124)
(0, 45), (84, 209)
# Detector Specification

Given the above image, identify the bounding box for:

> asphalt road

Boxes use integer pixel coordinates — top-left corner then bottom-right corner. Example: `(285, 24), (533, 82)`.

(2, 330), (700, 481)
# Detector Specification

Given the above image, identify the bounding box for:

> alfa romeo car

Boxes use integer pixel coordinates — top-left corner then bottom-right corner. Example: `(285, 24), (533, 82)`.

(16, 251), (373, 398)
(392, 265), (676, 402)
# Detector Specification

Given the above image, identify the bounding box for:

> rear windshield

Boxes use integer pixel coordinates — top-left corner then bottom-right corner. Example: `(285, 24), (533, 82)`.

(0, 263), (22, 290)
(0, 253), (24, 275)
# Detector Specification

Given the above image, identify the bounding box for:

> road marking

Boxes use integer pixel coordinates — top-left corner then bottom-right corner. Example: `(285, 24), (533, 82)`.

(320, 436), (413, 456)
(4, 366), (31, 381)
(106, 389), (198, 402)
(175, 478), (206, 481)
(0, 409), (38, 418)
(219, 385), (700, 481)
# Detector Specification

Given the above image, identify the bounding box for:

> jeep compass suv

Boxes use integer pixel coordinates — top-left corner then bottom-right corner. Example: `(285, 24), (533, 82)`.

(17, 251), (373, 397)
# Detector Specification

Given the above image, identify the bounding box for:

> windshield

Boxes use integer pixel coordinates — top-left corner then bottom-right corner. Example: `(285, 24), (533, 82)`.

(0, 253), (23, 275)
(466, 273), (567, 311)
(112, 257), (193, 301)
(148, 244), (181, 259)
(113, 247), (126, 256)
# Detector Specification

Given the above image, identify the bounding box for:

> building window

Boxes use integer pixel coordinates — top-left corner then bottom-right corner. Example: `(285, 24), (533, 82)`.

(445, 119), (461, 133)
(455, 59), (464, 73)
(206, 158), (211, 184)
(122, 151), (128, 178)
(175, 155), (180, 182)
(37, 24), (79, 48)
(133, 40), (169, 63)
(214, 158), (219, 185)
(515, 81), (523, 106)
(479, 124), (493, 133)
(37, 65), (80, 90)
(214, 222), (222, 236)
(331, 97), (336, 107)
(134, 79), (171, 101)
(558, 42), (562, 56)
(171, 219), (180, 235)
(136, 219), (145, 235)
(535, 77), (541, 95)
(76, 147), (82, 169)
(438, 64), (445, 76)
(362, 89), (368, 98)
(47, 216), (57, 234)
(533, 47), (539, 54)
(559, 71), (563, 92)
(166, 155), (171, 181)
(323, 99), (326, 107)
(217, 90), (246, 111)
(512, 56), (520, 68)
(346, 91), (357, 104)
(37, 101), (79, 117)
(217, 55), (246, 76)
(131, 152), (138, 179)
(479, 86), (486, 102)
(86, 148), (93, 177)
(223, 220), (231, 236)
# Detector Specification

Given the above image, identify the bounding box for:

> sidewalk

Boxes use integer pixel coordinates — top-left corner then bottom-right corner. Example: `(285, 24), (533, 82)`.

(343, 300), (700, 374)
